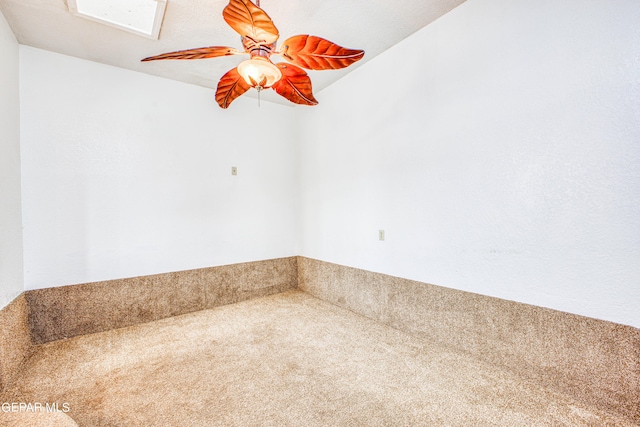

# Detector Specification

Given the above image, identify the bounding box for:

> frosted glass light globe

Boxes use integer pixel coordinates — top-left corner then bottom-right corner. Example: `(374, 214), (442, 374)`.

(237, 57), (282, 88)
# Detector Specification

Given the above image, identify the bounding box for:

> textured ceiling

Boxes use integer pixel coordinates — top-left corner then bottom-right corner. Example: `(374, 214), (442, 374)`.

(0, 0), (466, 105)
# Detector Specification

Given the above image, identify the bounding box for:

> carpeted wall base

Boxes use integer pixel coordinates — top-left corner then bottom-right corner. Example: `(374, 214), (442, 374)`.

(3, 290), (636, 426)
(0, 295), (32, 392)
(24, 257), (299, 345)
(297, 256), (640, 422)
(1, 255), (638, 423)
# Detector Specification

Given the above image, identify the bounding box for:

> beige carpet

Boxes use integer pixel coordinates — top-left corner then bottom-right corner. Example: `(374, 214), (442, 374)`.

(1, 290), (636, 426)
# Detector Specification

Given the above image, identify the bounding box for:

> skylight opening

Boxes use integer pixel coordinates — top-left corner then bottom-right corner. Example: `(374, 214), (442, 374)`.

(68, 0), (167, 39)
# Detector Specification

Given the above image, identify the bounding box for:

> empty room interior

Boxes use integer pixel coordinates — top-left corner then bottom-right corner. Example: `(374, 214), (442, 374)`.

(1, 0), (639, 425)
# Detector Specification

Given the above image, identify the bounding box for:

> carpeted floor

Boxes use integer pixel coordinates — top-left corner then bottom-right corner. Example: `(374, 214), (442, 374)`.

(1, 290), (636, 426)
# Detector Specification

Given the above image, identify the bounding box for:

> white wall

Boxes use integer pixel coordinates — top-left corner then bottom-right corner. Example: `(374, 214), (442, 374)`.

(11, 0), (640, 327)
(298, 0), (640, 327)
(0, 10), (24, 309)
(20, 46), (298, 289)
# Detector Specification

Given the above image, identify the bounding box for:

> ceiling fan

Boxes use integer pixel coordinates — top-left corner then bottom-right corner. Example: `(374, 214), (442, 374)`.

(142, 0), (364, 108)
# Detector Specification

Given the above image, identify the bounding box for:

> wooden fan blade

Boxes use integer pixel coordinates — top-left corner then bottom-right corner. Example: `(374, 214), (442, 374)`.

(272, 63), (318, 106)
(216, 67), (251, 109)
(223, 0), (279, 44)
(142, 46), (242, 61)
(280, 35), (364, 70)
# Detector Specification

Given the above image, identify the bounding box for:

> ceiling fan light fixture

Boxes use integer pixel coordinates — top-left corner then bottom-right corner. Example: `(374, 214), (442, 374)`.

(142, 0), (364, 108)
(237, 57), (282, 88)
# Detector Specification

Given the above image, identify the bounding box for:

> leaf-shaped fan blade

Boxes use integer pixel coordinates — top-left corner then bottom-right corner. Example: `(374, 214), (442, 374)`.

(280, 35), (364, 70)
(216, 68), (251, 109)
(142, 46), (242, 62)
(223, 0), (279, 44)
(272, 63), (318, 106)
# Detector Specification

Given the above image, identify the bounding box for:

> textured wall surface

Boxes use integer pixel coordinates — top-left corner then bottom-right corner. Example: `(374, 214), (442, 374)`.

(15, 0), (640, 328)
(297, 0), (640, 327)
(0, 295), (32, 392)
(298, 257), (640, 422)
(0, 9), (24, 309)
(25, 257), (298, 344)
(19, 46), (299, 290)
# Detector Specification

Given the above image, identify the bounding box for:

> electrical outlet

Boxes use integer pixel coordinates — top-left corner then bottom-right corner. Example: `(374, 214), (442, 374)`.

(231, 166), (237, 176)
(379, 230), (385, 241)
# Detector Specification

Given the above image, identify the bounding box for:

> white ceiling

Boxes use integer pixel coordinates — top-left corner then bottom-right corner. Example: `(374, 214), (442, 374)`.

(0, 0), (466, 105)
